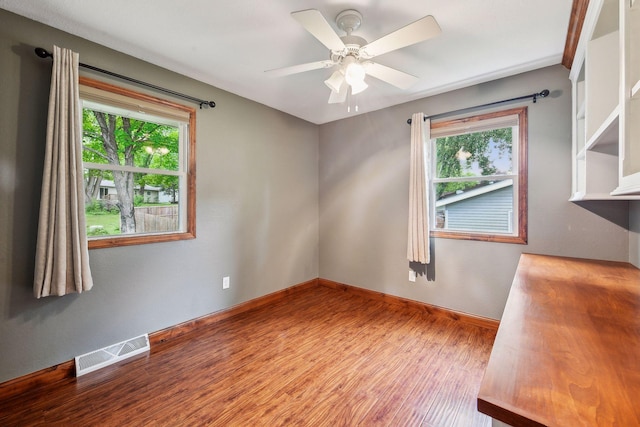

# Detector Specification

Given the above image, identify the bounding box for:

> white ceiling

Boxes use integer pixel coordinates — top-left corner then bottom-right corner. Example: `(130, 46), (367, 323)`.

(1, 0), (573, 124)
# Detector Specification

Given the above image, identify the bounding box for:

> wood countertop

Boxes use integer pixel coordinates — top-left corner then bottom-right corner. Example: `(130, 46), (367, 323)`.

(477, 253), (640, 426)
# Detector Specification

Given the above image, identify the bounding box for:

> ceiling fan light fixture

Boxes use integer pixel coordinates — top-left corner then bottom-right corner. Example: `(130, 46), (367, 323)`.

(344, 59), (366, 86)
(349, 78), (368, 95)
(324, 70), (345, 92)
(328, 80), (348, 104)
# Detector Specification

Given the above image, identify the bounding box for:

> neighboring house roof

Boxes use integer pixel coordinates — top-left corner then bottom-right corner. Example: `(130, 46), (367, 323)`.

(99, 180), (162, 192)
(435, 179), (513, 208)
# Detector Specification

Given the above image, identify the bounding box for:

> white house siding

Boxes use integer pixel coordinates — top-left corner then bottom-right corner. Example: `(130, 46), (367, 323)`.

(98, 180), (172, 203)
(439, 185), (513, 233)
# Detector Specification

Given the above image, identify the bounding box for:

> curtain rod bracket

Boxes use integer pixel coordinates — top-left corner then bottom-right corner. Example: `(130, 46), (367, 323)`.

(406, 89), (550, 125)
(35, 47), (216, 110)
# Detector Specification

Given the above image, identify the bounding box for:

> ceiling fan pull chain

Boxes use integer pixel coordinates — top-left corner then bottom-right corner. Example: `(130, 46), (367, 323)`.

(346, 90), (359, 113)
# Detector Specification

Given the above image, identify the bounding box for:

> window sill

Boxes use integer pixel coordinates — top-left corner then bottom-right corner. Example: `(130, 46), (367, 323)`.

(431, 230), (527, 245)
(88, 231), (196, 249)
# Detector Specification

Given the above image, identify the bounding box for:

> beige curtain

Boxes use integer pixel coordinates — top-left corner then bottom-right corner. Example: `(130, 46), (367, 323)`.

(34, 45), (93, 298)
(407, 113), (431, 264)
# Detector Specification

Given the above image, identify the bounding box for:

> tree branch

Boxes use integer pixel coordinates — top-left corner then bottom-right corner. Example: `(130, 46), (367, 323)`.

(82, 145), (109, 161)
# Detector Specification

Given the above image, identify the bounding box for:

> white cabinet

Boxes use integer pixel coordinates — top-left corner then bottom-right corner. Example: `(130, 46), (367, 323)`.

(570, 0), (640, 200)
(614, 0), (640, 194)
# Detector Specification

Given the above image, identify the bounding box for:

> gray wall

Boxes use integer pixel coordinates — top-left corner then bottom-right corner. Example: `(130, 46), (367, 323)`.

(0, 10), (319, 383)
(319, 65), (631, 320)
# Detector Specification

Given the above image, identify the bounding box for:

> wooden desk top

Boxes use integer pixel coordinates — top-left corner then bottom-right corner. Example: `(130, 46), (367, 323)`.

(477, 253), (640, 427)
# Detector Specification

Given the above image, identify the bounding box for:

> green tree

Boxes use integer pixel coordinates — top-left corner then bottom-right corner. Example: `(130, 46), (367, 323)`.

(140, 139), (180, 203)
(83, 169), (103, 205)
(435, 128), (512, 199)
(82, 109), (179, 233)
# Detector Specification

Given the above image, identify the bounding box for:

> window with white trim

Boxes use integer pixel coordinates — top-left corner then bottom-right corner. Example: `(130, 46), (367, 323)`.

(80, 77), (196, 249)
(430, 107), (527, 244)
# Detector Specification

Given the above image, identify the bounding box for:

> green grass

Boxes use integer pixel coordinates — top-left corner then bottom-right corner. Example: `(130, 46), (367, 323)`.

(85, 212), (121, 235)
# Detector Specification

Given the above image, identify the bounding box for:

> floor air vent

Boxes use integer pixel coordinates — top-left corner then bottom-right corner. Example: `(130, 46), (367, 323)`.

(75, 333), (150, 377)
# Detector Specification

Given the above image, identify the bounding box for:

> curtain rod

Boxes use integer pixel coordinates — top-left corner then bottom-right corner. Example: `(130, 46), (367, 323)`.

(34, 47), (216, 110)
(406, 89), (549, 125)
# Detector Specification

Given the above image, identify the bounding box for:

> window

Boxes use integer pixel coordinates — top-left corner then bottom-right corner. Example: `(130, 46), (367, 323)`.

(430, 107), (527, 244)
(80, 77), (196, 249)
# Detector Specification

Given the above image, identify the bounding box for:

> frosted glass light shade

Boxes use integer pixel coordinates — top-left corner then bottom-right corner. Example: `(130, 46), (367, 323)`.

(350, 79), (368, 95)
(344, 62), (366, 86)
(324, 71), (345, 93)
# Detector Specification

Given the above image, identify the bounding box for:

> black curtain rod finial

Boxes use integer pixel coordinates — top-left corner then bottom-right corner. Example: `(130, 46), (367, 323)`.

(34, 46), (216, 110)
(35, 47), (52, 59)
(199, 101), (216, 109)
(533, 89), (550, 103)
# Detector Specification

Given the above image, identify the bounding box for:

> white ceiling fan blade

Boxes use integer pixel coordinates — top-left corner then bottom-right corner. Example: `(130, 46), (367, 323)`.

(359, 15), (441, 59)
(328, 81), (348, 104)
(265, 60), (335, 77)
(364, 62), (419, 89)
(291, 9), (346, 52)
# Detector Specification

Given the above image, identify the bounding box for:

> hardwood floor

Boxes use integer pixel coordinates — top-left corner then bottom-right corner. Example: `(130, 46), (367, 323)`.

(0, 285), (496, 426)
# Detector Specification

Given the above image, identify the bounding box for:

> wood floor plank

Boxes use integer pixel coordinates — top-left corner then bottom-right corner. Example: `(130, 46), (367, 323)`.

(358, 315), (452, 425)
(0, 284), (496, 426)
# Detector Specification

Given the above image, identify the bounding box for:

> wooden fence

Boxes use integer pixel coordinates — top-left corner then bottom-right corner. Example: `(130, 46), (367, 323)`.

(134, 205), (178, 233)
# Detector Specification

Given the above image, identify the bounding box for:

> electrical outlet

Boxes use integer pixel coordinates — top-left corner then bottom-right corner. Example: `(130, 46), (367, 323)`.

(409, 270), (417, 282)
(222, 276), (230, 289)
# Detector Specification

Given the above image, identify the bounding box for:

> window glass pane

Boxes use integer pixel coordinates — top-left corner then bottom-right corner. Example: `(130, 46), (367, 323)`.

(435, 179), (514, 233)
(435, 127), (513, 178)
(82, 107), (180, 172)
(84, 169), (181, 237)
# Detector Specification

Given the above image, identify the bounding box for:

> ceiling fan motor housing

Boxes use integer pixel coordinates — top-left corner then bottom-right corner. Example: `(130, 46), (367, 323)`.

(341, 35), (367, 49)
(330, 37), (366, 64)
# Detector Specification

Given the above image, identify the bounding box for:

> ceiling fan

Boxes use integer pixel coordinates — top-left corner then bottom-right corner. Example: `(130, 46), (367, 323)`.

(265, 9), (441, 104)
